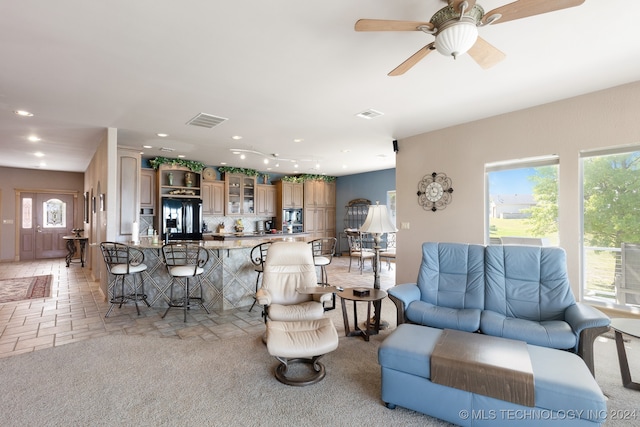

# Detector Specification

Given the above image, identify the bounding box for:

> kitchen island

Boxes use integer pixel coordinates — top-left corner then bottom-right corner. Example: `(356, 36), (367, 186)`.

(112, 234), (313, 312)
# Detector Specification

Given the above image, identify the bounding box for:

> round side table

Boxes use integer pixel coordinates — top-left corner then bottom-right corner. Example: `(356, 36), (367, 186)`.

(337, 288), (386, 342)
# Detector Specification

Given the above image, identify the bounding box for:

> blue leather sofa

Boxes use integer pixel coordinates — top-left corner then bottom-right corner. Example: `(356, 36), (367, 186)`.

(388, 242), (610, 375)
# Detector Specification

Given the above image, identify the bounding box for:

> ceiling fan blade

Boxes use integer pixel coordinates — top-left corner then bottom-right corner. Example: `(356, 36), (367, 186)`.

(388, 43), (435, 76)
(467, 37), (505, 69)
(483, 0), (585, 25)
(355, 19), (434, 32)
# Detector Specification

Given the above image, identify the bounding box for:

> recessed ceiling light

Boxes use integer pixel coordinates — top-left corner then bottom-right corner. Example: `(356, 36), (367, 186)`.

(341, 149), (351, 153)
(220, 162), (227, 165)
(240, 154), (246, 160)
(294, 164), (299, 168)
(14, 110), (34, 117)
(232, 151), (240, 155)
(143, 145), (152, 149)
(263, 159), (269, 164)
(342, 165), (348, 169)
(293, 138), (303, 143)
(34, 152), (44, 157)
(38, 161), (46, 167)
(232, 135), (243, 140)
(28, 136), (41, 142)
(178, 154), (185, 158)
(157, 133), (168, 137)
(275, 163), (280, 168)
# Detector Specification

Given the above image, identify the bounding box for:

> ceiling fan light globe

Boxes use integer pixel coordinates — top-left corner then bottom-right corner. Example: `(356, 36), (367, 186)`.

(435, 21), (478, 58)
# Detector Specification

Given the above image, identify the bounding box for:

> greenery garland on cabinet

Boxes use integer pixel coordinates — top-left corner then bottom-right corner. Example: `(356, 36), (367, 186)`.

(282, 174), (336, 183)
(217, 166), (260, 177)
(149, 157), (206, 172)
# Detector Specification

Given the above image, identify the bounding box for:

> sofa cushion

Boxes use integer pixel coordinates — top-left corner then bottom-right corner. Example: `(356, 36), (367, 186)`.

(406, 301), (481, 332)
(484, 245), (576, 321)
(417, 242), (485, 310)
(480, 310), (577, 349)
(378, 324), (442, 380)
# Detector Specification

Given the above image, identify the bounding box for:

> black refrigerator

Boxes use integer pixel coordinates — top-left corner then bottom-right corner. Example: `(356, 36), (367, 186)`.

(161, 198), (203, 241)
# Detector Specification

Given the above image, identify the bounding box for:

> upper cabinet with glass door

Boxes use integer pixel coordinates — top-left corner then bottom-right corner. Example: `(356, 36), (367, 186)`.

(224, 173), (256, 216)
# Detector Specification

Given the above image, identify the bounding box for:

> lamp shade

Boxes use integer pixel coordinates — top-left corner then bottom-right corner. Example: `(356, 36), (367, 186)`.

(359, 202), (397, 234)
(435, 21), (478, 59)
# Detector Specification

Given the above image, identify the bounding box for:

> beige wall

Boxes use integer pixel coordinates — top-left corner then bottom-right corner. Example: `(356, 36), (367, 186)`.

(395, 80), (640, 301)
(0, 167), (84, 261)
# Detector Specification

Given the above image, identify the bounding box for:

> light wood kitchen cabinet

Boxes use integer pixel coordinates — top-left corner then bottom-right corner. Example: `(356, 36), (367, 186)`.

(117, 148), (141, 242)
(256, 184), (276, 217)
(303, 180), (336, 238)
(224, 173), (256, 216)
(202, 181), (225, 215)
(280, 181), (303, 208)
(140, 168), (156, 215)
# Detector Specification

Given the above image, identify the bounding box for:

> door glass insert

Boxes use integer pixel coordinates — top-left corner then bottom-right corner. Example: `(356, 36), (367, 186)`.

(22, 197), (33, 229)
(43, 198), (67, 228)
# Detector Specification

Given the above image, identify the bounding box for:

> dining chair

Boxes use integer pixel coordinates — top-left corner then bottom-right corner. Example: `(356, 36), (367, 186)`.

(380, 232), (396, 270)
(345, 230), (375, 274)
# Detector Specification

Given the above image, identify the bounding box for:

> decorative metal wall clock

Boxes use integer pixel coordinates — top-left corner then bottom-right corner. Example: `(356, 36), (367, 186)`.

(417, 172), (454, 212)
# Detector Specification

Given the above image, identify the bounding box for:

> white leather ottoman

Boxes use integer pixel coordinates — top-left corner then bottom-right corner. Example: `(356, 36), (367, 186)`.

(266, 317), (339, 386)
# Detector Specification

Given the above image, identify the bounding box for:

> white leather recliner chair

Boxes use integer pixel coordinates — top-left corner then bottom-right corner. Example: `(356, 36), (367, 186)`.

(256, 241), (339, 386)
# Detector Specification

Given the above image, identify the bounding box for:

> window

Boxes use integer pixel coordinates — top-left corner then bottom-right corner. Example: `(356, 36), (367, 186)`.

(43, 198), (67, 228)
(581, 148), (640, 310)
(485, 156), (559, 245)
(22, 198), (32, 229)
(386, 190), (396, 227)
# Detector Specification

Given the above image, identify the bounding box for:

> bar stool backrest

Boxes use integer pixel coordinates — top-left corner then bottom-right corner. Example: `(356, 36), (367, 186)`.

(162, 243), (209, 277)
(100, 242), (144, 275)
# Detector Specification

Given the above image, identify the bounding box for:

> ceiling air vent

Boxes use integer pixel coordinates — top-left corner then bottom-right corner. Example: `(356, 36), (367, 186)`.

(186, 112), (228, 128)
(355, 109), (384, 120)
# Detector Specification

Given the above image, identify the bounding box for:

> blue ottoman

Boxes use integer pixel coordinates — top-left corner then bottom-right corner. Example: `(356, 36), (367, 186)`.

(378, 324), (607, 426)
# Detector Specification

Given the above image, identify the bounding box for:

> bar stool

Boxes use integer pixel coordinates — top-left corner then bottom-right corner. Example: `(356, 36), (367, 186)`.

(309, 237), (337, 310)
(249, 242), (271, 312)
(100, 242), (150, 318)
(161, 243), (210, 322)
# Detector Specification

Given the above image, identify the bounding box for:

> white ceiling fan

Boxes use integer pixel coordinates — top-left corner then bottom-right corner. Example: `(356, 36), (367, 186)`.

(355, 0), (585, 75)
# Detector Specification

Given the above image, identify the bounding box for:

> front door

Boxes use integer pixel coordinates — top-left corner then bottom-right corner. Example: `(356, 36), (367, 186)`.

(20, 192), (74, 260)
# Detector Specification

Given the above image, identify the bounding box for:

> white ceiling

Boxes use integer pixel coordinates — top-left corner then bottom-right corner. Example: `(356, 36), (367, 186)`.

(2, 1), (640, 176)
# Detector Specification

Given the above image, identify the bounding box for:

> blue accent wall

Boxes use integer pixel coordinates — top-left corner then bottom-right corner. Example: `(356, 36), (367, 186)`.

(336, 168), (396, 231)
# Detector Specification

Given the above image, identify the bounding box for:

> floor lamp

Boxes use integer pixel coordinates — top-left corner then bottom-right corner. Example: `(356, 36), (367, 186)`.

(359, 201), (397, 329)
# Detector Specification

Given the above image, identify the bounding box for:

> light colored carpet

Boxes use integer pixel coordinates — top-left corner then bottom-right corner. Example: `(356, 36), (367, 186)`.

(0, 329), (637, 426)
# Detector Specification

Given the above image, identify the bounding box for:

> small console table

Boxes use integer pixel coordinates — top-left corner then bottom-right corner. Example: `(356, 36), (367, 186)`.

(63, 235), (88, 267)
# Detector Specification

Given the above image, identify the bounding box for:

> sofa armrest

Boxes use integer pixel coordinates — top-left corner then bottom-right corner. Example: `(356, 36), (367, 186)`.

(565, 303), (611, 376)
(387, 283), (421, 326)
(565, 303), (610, 334)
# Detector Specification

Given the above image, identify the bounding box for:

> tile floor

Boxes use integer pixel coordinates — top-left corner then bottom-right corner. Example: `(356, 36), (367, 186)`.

(0, 254), (396, 358)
